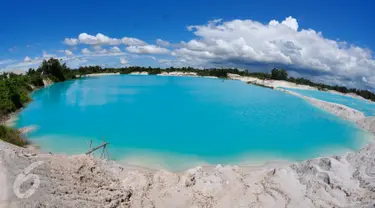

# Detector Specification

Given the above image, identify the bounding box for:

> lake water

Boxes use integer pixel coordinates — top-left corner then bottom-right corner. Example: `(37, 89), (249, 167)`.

(16, 75), (370, 170)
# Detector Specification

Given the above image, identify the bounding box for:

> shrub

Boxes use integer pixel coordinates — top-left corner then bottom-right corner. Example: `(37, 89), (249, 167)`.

(0, 125), (29, 147)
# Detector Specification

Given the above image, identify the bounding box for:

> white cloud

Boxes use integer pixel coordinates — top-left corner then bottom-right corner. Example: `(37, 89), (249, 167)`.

(65, 49), (73, 56)
(24, 56), (32, 62)
(1, 55), (91, 73)
(0, 59), (17, 65)
(158, 59), (172, 66)
(81, 46), (124, 56)
(0, 56), (43, 72)
(64, 38), (79, 46)
(156, 39), (170, 47)
(81, 48), (91, 55)
(126, 45), (169, 54)
(120, 57), (128, 65)
(156, 39), (187, 48)
(362, 77), (368, 83)
(109, 46), (121, 53)
(172, 16), (375, 87)
(281, 16), (299, 31)
(64, 33), (146, 46)
(122, 37), (147, 46)
(42, 51), (56, 59)
(268, 16), (299, 31)
(79, 33), (122, 45)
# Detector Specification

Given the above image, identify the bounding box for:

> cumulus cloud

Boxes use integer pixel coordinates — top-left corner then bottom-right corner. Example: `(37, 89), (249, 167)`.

(156, 39), (187, 48)
(64, 33), (146, 46)
(24, 56), (32, 62)
(0, 59), (17, 65)
(120, 57), (128, 65)
(126, 45), (169, 54)
(158, 59), (172, 65)
(156, 39), (170, 47)
(1, 55), (90, 73)
(109, 46), (121, 53)
(172, 16), (375, 87)
(78, 33), (121, 45)
(121, 37), (146, 46)
(268, 16), (299, 31)
(64, 38), (79, 46)
(42, 51), (56, 59)
(81, 48), (91, 55)
(81, 46), (124, 56)
(65, 49), (73, 56)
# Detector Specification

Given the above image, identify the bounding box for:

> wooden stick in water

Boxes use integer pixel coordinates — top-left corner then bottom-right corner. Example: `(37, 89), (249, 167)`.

(85, 142), (109, 155)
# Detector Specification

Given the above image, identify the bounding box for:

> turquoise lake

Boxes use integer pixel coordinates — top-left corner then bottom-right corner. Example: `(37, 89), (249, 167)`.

(16, 75), (370, 170)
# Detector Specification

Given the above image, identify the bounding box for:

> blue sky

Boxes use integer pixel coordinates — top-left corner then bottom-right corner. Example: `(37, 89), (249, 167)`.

(1, 0), (374, 89)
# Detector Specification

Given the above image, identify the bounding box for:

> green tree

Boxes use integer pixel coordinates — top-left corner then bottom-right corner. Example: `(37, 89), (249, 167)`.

(38, 58), (67, 82)
(271, 68), (288, 80)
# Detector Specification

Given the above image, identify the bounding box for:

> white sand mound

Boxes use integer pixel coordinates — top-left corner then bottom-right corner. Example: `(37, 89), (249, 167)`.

(158, 72), (198, 77)
(1, 137), (374, 208)
(84, 73), (120, 77)
(130, 72), (149, 75)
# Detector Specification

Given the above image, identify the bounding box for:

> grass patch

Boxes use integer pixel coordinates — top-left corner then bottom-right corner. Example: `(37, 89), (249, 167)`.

(0, 125), (29, 147)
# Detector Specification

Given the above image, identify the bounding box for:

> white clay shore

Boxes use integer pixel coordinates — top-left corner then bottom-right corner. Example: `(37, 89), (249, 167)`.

(228, 73), (316, 90)
(1, 131), (374, 207)
(228, 73), (374, 101)
(1, 73), (375, 207)
(130, 72), (149, 75)
(158, 71), (198, 77)
(157, 71), (218, 79)
(84, 72), (121, 77)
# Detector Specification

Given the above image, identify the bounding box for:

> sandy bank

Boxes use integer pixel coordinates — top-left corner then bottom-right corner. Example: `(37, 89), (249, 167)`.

(1, 136), (374, 207)
(42, 78), (53, 87)
(157, 72), (218, 79)
(357, 117), (375, 133)
(84, 72), (120, 77)
(129, 72), (149, 75)
(158, 71), (198, 77)
(228, 73), (374, 102)
(228, 73), (316, 90)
